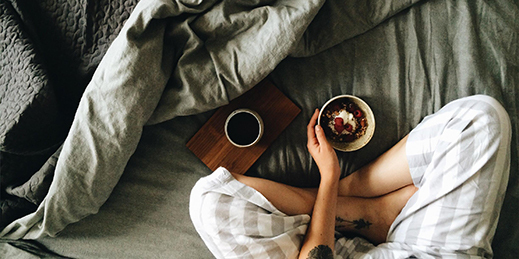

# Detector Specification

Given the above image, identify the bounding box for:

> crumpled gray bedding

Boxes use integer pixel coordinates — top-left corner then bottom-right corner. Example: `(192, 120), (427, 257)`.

(1, 0), (139, 230)
(0, 0), (329, 239)
(1, 0), (518, 258)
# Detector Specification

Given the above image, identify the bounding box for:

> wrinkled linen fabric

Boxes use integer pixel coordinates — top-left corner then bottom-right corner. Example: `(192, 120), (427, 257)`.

(0, 0), (325, 239)
(190, 96), (511, 258)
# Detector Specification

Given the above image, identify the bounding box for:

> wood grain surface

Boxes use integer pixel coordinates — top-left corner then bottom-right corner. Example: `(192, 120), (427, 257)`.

(186, 79), (301, 174)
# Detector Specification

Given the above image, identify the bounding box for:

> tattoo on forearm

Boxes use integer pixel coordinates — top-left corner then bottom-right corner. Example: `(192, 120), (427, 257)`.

(335, 216), (372, 230)
(306, 245), (333, 259)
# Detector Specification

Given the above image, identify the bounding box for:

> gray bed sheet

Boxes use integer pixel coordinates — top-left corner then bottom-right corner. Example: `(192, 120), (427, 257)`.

(1, 0), (517, 258)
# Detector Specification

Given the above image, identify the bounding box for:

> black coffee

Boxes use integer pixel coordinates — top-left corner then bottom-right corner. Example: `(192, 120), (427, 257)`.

(227, 112), (260, 146)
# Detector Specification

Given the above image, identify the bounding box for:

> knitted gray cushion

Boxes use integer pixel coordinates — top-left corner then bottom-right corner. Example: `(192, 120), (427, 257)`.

(0, 0), (61, 154)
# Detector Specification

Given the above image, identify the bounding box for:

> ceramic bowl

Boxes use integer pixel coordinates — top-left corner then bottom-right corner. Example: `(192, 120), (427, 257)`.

(317, 95), (375, 152)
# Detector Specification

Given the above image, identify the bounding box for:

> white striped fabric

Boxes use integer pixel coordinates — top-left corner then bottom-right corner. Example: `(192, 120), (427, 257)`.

(190, 167), (310, 259)
(387, 95), (511, 258)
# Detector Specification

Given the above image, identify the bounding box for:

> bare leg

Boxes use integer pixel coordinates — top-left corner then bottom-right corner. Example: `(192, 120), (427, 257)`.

(231, 172), (417, 244)
(231, 172), (317, 215)
(339, 135), (413, 197)
(334, 185), (417, 245)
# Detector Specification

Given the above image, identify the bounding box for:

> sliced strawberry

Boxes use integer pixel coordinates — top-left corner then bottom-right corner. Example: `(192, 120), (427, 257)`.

(353, 109), (363, 118)
(344, 123), (353, 132)
(334, 117), (344, 133)
(334, 124), (344, 133)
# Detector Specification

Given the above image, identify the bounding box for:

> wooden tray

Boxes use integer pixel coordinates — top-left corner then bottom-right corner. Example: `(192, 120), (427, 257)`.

(186, 79), (300, 174)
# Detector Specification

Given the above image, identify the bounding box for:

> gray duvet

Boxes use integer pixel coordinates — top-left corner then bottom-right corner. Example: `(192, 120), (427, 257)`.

(1, 0), (517, 258)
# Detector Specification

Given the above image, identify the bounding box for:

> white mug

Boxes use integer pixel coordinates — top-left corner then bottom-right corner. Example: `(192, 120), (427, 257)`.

(224, 109), (264, 148)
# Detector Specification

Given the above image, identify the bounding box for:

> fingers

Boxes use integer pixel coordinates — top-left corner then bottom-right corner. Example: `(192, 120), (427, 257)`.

(307, 109), (329, 147)
(314, 124), (328, 145)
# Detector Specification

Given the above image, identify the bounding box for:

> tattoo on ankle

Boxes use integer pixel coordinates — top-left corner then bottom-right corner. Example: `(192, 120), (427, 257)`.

(335, 216), (372, 230)
(306, 245), (333, 259)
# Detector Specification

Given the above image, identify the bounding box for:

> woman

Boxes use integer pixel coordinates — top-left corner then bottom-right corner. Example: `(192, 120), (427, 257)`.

(190, 95), (511, 258)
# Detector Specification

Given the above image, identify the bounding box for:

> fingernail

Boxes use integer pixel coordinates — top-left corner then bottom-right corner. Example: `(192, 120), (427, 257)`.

(315, 125), (320, 131)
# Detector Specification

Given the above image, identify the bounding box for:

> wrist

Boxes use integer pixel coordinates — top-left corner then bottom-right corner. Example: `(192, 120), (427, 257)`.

(320, 170), (340, 185)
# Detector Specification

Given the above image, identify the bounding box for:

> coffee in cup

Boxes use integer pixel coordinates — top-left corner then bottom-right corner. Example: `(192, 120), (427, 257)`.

(225, 109), (264, 148)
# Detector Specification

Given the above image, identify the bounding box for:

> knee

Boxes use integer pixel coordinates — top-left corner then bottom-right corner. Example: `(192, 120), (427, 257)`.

(475, 95), (510, 142)
(435, 95), (512, 174)
(453, 95), (512, 175)
(469, 95), (509, 125)
(448, 95), (511, 141)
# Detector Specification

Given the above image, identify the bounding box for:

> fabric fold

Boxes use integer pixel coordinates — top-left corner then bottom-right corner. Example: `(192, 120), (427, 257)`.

(0, 0), (324, 239)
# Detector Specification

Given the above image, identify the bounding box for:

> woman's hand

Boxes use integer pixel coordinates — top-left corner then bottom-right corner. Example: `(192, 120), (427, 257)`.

(307, 109), (340, 181)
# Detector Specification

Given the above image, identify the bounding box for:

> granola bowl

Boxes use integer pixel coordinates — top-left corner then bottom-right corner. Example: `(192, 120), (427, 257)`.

(317, 95), (375, 152)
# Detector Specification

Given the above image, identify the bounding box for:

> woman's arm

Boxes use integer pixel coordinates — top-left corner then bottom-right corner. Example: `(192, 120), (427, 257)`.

(298, 173), (338, 258)
(299, 109), (341, 259)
